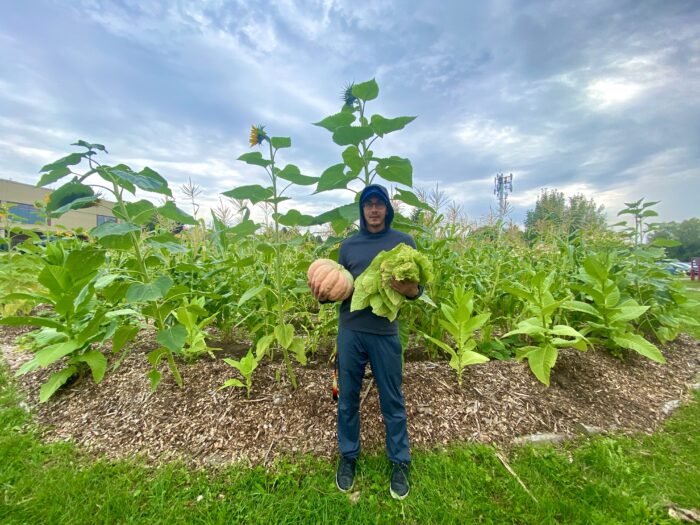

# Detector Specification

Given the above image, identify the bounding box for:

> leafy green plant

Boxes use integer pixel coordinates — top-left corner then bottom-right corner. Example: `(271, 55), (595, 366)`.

(311, 78), (432, 233)
(503, 271), (588, 386)
(420, 287), (490, 385)
(567, 252), (666, 363)
(173, 296), (220, 362)
(0, 243), (131, 401)
(25, 141), (200, 391)
(223, 127), (316, 389)
(221, 349), (260, 398)
(613, 199), (698, 343)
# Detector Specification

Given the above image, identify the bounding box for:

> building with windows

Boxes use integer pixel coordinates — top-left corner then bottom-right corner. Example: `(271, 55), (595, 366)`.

(0, 178), (117, 238)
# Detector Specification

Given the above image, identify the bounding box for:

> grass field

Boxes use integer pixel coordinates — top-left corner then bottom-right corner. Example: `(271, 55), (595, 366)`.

(0, 282), (698, 524)
(681, 278), (700, 339)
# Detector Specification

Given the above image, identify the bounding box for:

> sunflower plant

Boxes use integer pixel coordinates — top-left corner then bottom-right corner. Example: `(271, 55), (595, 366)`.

(222, 126), (319, 389)
(311, 78), (433, 233)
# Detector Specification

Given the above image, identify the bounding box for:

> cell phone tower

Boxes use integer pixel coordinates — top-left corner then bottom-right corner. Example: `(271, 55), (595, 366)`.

(494, 173), (513, 218)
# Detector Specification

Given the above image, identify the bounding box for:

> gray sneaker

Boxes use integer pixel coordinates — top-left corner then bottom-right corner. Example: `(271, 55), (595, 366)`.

(336, 457), (356, 492)
(390, 462), (410, 500)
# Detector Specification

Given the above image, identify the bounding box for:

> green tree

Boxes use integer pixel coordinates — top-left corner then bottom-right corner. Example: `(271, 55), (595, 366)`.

(525, 189), (606, 240)
(649, 218), (700, 260)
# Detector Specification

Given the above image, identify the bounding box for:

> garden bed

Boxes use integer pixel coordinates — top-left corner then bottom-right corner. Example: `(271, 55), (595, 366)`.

(1, 326), (699, 468)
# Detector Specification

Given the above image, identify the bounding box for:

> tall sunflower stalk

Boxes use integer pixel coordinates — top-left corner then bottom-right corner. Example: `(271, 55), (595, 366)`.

(223, 126), (318, 390)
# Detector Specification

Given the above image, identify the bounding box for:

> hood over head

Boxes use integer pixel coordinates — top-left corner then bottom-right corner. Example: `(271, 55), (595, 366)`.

(359, 184), (394, 232)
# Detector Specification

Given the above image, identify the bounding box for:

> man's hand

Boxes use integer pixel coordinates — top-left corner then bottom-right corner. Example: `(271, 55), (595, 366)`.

(390, 278), (420, 299)
(308, 278), (330, 302)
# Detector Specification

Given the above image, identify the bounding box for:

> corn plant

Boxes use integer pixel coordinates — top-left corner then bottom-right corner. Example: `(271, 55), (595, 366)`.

(420, 286), (490, 386)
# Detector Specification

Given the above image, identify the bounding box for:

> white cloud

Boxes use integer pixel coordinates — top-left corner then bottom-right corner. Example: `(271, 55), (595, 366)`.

(455, 117), (553, 165)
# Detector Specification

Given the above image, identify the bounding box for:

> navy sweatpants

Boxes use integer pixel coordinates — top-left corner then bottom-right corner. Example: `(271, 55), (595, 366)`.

(336, 328), (411, 464)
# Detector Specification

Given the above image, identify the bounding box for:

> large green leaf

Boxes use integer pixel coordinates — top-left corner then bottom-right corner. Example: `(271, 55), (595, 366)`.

(610, 305), (649, 324)
(50, 195), (100, 217)
(238, 284), (266, 307)
(0, 316), (64, 329)
(563, 300), (600, 317)
(146, 239), (188, 253)
(332, 126), (374, 146)
(516, 344), (557, 386)
(274, 323), (294, 350)
(370, 115), (416, 137)
(457, 349), (490, 367)
(222, 185), (273, 204)
(275, 209), (315, 227)
(270, 136), (291, 149)
(39, 366), (78, 403)
(311, 203), (358, 225)
(158, 201), (197, 225)
(1, 292), (53, 305)
(112, 325), (140, 354)
(315, 164), (353, 193)
(37, 166), (72, 187)
(612, 333), (666, 363)
(237, 152), (272, 167)
(100, 165), (171, 196)
(290, 337), (307, 366)
(276, 164), (318, 186)
(582, 256), (607, 283)
(393, 188), (434, 212)
(650, 237), (681, 248)
(36, 340), (81, 367)
(351, 78), (379, 101)
(342, 146), (364, 175)
(156, 324), (187, 352)
(38, 153), (86, 186)
(90, 221), (141, 250)
(423, 333), (457, 357)
(549, 325), (585, 339)
(125, 275), (173, 302)
(375, 156), (412, 186)
(115, 199), (156, 225)
(71, 140), (107, 152)
(313, 112), (356, 132)
(229, 219), (259, 237)
(46, 181), (95, 214)
(38, 264), (70, 295)
(73, 350), (108, 383)
(66, 247), (105, 276)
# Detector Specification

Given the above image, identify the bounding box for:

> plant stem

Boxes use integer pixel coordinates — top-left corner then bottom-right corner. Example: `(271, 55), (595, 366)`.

(268, 140), (297, 389)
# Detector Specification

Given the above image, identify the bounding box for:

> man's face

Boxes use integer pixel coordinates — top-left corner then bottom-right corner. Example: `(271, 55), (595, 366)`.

(363, 196), (387, 232)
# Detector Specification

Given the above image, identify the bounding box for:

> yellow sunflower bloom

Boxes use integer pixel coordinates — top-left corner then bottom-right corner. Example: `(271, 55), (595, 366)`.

(249, 125), (268, 147)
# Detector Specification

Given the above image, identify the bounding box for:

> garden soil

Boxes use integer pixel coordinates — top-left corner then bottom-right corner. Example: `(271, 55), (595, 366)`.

(1, 326), (699, 468)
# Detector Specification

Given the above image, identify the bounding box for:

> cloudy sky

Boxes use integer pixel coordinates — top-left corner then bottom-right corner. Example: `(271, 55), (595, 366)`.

(1, 0), (698, 225)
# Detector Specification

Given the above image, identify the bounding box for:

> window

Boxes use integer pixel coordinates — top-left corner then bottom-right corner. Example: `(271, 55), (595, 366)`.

(7, 202), (43, 225)
(96, 215), (117, 226)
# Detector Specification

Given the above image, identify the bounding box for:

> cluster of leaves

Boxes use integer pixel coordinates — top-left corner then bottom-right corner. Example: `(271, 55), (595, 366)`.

(351, 243), (433, 321)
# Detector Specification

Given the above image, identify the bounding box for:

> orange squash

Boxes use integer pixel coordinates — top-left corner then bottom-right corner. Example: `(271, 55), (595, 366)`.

(308, 258), (354, 301)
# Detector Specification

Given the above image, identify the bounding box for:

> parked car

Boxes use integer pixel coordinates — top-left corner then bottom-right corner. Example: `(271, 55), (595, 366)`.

(661, 260), (691, 275)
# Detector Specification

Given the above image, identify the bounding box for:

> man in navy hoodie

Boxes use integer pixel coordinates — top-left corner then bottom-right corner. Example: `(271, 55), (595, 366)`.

(310, 184), (422, 500)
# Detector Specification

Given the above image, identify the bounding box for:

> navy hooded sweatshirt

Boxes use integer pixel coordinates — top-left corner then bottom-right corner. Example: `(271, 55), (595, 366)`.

(337, 185), (423, 335)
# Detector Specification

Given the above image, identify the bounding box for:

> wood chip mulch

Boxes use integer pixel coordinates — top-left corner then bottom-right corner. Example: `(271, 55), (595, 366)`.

(1, 326), (699, 468)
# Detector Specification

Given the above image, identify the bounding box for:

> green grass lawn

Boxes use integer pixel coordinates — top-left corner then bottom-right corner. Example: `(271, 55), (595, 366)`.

(1, 281), (698, 524)
(682, 278), (700, 339)
(1, 358), (699, 525)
